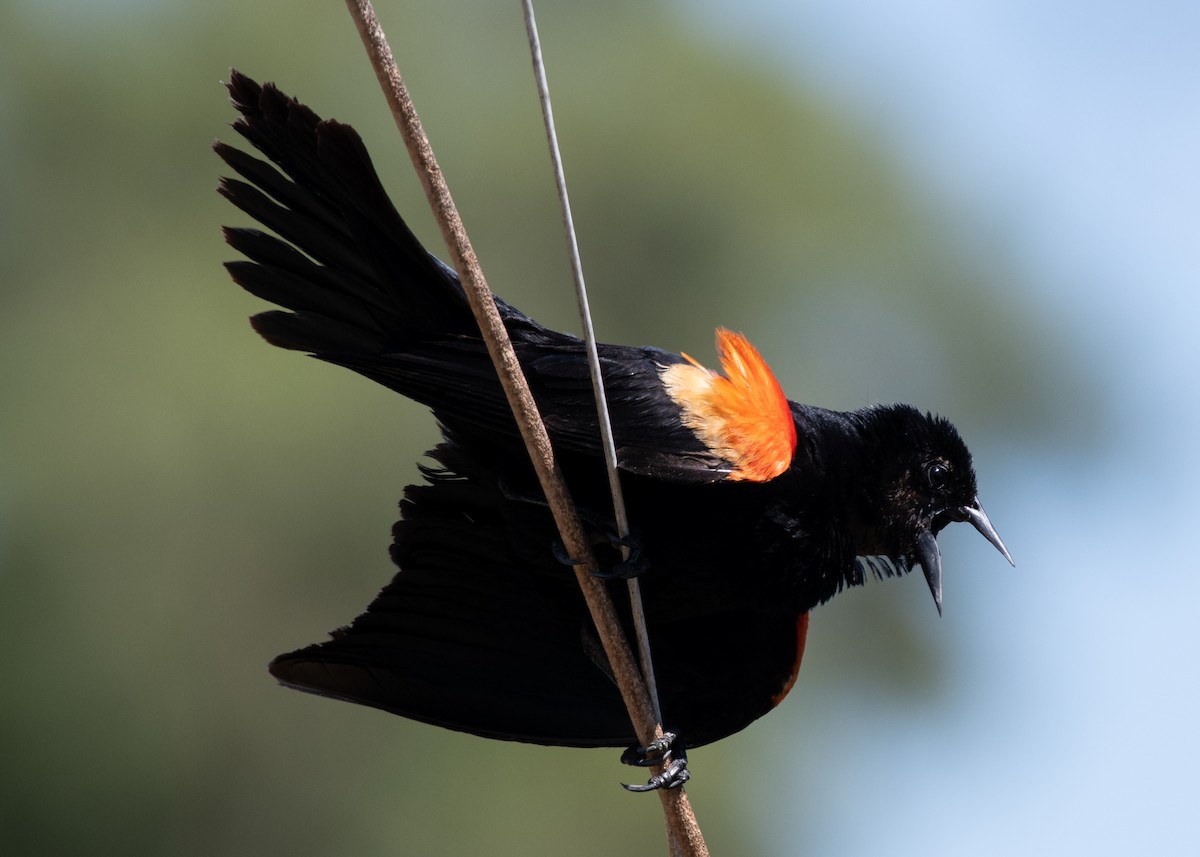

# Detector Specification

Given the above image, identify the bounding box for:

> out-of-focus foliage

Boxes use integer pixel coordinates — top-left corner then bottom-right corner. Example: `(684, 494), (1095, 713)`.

(0, 2), (1078, 855)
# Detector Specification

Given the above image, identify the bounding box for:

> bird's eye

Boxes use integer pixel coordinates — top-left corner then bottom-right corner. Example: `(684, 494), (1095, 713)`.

(925, 462), (951, 490)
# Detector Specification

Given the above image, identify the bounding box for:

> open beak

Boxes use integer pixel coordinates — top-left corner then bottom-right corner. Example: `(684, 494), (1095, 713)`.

(915, 498), (1013, 617)
(962, 498), (1014, 567)
(914, 530), (944, 616)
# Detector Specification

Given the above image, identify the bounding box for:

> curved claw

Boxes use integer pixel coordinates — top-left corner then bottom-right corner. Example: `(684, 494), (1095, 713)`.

(551, 539), (587, 567)
(589, 544), (647, 580)
(623, 758), (690, 792)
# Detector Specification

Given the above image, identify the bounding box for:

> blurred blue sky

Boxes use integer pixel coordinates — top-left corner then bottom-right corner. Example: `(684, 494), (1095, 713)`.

(686, 1), (1198, 853)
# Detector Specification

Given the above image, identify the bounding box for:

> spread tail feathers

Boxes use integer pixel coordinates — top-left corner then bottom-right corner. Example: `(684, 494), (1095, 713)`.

(215, 70), (474, 355)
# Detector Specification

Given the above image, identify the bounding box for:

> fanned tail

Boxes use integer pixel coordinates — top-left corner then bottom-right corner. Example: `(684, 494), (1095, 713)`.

(216, 70), (475, 357)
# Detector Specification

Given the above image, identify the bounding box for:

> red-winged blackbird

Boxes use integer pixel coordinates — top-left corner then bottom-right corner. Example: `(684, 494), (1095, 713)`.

(217, 71), (1012, 788)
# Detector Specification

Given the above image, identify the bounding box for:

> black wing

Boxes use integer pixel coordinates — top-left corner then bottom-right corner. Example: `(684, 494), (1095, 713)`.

(217, 70), (735, 482)
(269, 442), (809, 748)
(269, 456), (637, 746)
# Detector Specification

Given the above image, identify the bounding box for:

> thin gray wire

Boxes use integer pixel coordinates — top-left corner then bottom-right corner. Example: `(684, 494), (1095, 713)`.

(520, 0), (663, 727)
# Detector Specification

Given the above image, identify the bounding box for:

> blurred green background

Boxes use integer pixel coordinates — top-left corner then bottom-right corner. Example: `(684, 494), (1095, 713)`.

(2, 1), (1195, 855)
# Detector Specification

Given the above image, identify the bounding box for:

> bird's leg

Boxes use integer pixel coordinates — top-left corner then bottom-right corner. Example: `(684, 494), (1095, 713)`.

(620, 732), (690, 791)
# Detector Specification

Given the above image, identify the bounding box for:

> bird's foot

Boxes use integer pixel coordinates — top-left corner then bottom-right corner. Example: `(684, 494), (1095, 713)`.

(620, 732), (690, 791)
(590, 532), (648, 580)
(621, 731), (678, 767)
(551, 530), (648, 580)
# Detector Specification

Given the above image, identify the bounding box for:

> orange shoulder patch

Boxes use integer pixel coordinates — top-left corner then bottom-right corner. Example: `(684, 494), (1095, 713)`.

(661, 328), (796, 482)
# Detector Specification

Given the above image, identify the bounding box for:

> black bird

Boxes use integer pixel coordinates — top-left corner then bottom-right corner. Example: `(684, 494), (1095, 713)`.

(216, 71), (1013, 789)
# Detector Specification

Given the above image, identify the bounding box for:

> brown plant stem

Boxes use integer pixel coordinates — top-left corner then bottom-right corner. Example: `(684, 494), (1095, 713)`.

(341, 2), (708, 855)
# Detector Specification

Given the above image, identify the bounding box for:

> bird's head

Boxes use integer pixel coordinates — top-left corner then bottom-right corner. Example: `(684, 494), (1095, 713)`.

(856, 405), (1013, 614)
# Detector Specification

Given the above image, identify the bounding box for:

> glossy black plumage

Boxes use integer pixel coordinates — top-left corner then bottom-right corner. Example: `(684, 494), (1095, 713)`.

(217, 71), (1011, 752)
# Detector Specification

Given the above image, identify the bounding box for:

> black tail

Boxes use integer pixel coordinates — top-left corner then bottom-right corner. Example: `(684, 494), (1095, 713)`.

(216, 70), (475, 357)
(217, 71), (719, 478)
(216, 71), (588, 444)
